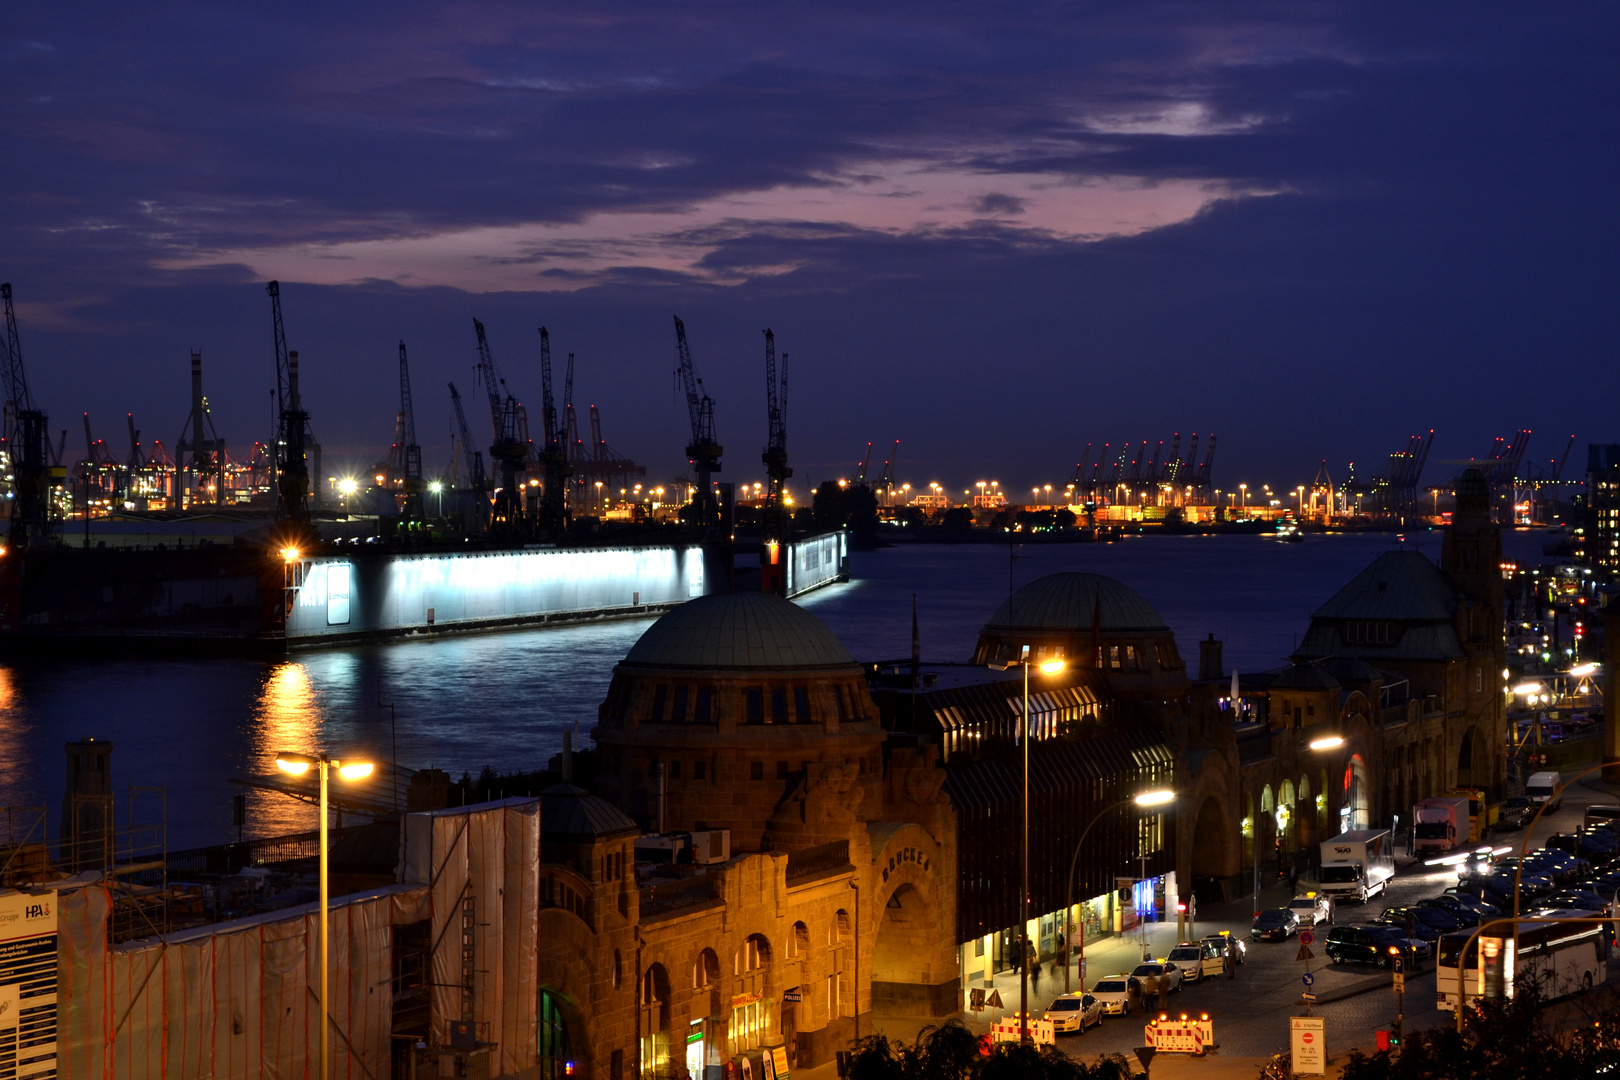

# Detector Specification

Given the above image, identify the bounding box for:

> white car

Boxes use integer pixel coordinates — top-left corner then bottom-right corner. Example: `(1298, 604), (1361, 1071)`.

(1090, 974), (1140, 1015)
(1167, 942), (1219, 982)
(1288, 892), (1334, 927)
(1043, 991), (1103, 1033)
(1131, 960), (1184, 995)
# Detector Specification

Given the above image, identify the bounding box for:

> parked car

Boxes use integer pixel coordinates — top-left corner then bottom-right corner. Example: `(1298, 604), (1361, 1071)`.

(1498, 796), (1533, 831)
(1441, 887), (1503, 918)
(1131, 961), (1184, 996)
(1167, 942), (1220, 982)
(1090, 975), (1141, 1016)
(1418, 896), (1479, 927)
(1288, 892), (1334, 927)
(1326, 925), (1430, 970)
(1376, 905), (1462, 944)
(1043, 991), (1103, 1034)
(1203, 933), (1245, 965)
(1538, 889), (1613, 914)
(1365, 926), (1432, 970)
(1252, 908), (1300, 942)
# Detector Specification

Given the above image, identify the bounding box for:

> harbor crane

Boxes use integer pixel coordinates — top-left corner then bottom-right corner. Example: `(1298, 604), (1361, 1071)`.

(854, 442), (873, 485)
(1, 283), (54, 548)
(395, 341), (424, 526)
(448, 382), (488, 534)
(267, 281), (313, 529)
(536, 327), (571, 536)
(177, 349), (226, 508)
(672, 316), (722, 527)
(472, 319), (530, 540)
(761, 329), (791, 593)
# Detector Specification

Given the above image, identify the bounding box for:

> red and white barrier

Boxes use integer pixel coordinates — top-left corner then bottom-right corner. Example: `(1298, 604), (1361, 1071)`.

(1143, 1013), (1213, 1055)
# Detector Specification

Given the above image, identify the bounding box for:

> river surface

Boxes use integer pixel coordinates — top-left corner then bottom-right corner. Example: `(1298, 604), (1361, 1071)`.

(0, 529), (1554, 850)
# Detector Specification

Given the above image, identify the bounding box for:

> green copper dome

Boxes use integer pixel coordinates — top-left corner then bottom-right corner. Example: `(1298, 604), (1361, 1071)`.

(624, 591), (855, 670)
(984, 572), (1169, 633)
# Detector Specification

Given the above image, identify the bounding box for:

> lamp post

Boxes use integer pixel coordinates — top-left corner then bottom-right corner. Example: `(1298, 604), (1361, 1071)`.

(989, 651), (1066, 1045)
(275, 751), (375, 1080)
(1063, 790), (1176, 993)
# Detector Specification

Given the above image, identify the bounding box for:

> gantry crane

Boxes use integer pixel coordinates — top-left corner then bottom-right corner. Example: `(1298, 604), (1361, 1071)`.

(536, 327), (571, 536)
(761, 329), (791, 593)
(177, 349), (226, 508)
(877, 439), (899, 501)
(673, 316), (722, 527)
(1, 283), (54, 548)
(472, 319), (530, 540)
(396, 341), (424, 526)
(267, 281), (312, 529)
(448, 382), (487, 535)
(854, 442), (873, 485)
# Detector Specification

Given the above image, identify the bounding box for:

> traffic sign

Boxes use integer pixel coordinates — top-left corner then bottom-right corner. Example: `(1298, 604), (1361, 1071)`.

(985, 989), (1004, 1010)
(1392, 956), (1405, 976)
(1302, 972), (1315, 987)
(1301, 992), (1317, 1002)
(1296, 944), (1315, 962)
(1393, 973), (1405, 994)
(969, 988), (986, 1012)
(1134, 1047), (1157, 1072)
(1299, 930), (1314, 946)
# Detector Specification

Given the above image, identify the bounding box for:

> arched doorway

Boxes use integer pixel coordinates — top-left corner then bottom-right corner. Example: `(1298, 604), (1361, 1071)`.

(1190, 795), (1232, 900)
(1295, 776), (1314, 850)
(1278, 780), (1297, 858)
(1456, 724), (1487, 789)
(688, 949), (722, 1078)
(1242, 792), (1255, 877)
(1342, 755), (1370, 831)
(1259, 786), (1275, 871)
(872, 883), (941, 1016)
(729, 935), (772, 1053)
(538, 989), (580, 1080)
(640, 964), (672, 1078)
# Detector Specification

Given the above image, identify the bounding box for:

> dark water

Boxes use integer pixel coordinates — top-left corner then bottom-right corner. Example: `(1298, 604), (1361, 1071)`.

(0, 529), (1553, 850)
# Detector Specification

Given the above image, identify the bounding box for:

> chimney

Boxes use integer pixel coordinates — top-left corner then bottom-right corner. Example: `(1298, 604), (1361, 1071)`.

(1198, 633), (1224, 681)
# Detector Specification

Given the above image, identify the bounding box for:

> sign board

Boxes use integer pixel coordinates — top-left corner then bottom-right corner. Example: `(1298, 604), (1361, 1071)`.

(969, 988), (985, 1011)
(1301, 972), (1314, 987)
(1299, 930), (1314, 946)
(985, 988), (1004, 1010)
(1392, 973), (1405, 994)
(1134, 1047), (1157, 1072)
(0, 890), (57, 1080)
(1393, 956), (1405, 976)
(1291, 1016), (1326, 1075)
(782, 991), (802, 1003)
(1296, 944), (1315, 962)
(769, 1045), (791, 1080)
(1301, 992), (1316, 1002)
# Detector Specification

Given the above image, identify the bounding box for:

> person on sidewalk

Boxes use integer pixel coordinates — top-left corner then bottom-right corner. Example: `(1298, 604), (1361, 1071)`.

(1224, 938), (1237, 979)
(1141, 970), (1158, 1013)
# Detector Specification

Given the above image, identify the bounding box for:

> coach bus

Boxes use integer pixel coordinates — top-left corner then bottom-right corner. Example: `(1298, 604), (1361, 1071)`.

(1436, 912), (1607, 1012)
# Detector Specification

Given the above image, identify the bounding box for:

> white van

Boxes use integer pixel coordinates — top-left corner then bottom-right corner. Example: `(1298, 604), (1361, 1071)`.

(1526, 770), (1562, 813)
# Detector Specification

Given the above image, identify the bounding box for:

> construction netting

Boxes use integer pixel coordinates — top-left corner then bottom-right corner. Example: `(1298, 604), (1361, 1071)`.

(56, 798), (540, 1080)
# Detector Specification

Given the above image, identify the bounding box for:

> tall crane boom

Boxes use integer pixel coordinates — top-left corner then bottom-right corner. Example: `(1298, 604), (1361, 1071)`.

(396, 341), (424, 525)
(2, 283), (54, 549)
(448, 382), (487, 534)
(672, 316), (722, 527)
(535, 327), (571, 535)
(267, 281), (311, 528)
(471, 319), (529, 539)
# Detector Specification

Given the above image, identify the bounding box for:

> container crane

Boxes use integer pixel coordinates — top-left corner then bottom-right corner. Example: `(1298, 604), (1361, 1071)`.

(177, 349), (226, 508)
(1, 283), (54, 549)
(854, 442), (873, 485)
(396, 341), (424, 526)
(267, 281), (312, 530)
(877, 439), (899, 501)
(448, 382), (487, 535)
(672, 316), (722, 527)
(761, 329), (791, 593)
(472, 319), (530, 540)
(536, 327), (571, 536)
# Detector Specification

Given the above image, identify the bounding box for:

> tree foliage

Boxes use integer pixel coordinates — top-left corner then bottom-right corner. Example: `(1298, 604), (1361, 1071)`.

(844, 1020), (1132, 1080)
(1337, 982), (1620, 1080)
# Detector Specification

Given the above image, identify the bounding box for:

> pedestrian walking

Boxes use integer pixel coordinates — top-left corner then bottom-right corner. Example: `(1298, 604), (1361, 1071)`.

(1141, 970), (1158, 1012)
(1224, 939), (1236, 980)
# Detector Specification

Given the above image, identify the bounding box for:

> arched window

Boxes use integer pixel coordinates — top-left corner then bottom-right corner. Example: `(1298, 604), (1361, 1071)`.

(639, 965), (671, 1077)
(791, 921), (810, 959)
(730, 935), (772, 1051)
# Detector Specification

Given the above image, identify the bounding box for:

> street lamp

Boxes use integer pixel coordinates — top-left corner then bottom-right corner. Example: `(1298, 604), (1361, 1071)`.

(1062, 789), (1176, 993)
(275, 750), (375, 1080)
(988, 650), (1066, 1044)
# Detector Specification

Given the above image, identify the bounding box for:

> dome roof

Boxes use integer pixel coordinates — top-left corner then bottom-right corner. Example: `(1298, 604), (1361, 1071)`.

(1326, 657), (1380, 684)
(984, 573), (1169, 634)
(540, 784), (640, 841)
(624, 591), (855, 671)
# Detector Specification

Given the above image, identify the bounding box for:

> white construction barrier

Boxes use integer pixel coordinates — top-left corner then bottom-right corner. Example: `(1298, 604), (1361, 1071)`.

(1144, 1012), (1213, 1055)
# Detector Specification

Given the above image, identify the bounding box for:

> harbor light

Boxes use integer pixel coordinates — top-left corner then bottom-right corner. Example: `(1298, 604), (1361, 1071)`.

(338, 477), (358, 496)
(280, 546), (301, 563)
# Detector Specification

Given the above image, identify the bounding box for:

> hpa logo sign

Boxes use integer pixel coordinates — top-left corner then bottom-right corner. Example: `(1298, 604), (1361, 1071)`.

(23, 900), (49, 921)
(0, 890), (57, 936)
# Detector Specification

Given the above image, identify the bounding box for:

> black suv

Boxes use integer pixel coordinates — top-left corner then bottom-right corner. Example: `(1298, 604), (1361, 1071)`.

(1324, 925), (1430, 971)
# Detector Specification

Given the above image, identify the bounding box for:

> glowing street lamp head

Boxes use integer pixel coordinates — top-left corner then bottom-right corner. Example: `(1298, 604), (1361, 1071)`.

(338, 477), (358, 496)
(275, 752), (315, 775)
(1309, 736), (1345, 751)
(1134, 790), (1175, 807)
(337, 761), (374, 781)
(1038, 658), (1066, 675)
(280, 546), (301, 563)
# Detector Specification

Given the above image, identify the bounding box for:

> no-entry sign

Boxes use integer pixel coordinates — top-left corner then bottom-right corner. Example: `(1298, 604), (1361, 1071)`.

(1291, 1016), (1326, 1075)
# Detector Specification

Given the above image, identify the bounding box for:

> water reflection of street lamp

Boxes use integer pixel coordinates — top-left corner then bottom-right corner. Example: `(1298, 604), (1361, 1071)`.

(275, 751), (374, 1080)
(988, 651), (1066, 1044)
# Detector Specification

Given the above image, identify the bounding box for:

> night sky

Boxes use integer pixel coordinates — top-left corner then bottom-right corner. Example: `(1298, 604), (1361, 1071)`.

(4, 5), (1615, 497)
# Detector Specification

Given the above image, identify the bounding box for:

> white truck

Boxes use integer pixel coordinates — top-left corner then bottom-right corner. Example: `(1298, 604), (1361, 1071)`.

(1412, 796), (1471, 856)
(1526, 770), (1563, 813)
(1317, 829), (1395, 903)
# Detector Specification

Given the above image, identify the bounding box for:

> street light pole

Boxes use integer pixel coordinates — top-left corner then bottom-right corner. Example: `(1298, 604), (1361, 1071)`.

(1062, 790), (1176, 993)
(276, 751), (374, 1080)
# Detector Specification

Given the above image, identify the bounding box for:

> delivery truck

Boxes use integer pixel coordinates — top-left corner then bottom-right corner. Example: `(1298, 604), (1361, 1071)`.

(1318, 829), (1395, 903)
(1413, 796), (1471, 856)
(1526, 770), (1563, 813)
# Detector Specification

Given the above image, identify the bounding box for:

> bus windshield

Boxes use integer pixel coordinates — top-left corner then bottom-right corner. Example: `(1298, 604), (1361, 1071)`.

(1437, 934), (1476, 968)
